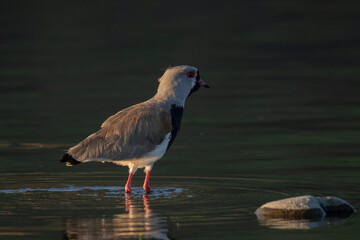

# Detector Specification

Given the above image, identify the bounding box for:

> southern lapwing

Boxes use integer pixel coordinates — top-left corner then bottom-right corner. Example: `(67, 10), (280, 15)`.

(60, 65), (209, 193)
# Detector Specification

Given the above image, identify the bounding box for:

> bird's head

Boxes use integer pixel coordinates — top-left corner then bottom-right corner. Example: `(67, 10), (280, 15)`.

(156, 65), (209, 106)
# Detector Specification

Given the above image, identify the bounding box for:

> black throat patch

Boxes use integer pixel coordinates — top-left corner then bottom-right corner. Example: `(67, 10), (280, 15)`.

(167, 104), (184, 151)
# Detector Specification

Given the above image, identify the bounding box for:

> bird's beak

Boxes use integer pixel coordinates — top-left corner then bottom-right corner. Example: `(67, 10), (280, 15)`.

(198, 79), (210, 88)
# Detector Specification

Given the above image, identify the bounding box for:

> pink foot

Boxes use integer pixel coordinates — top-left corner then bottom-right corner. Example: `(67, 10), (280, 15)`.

(143, 170), (152, 193)
(125, 185), (132, 193)
(143, 184), (152, 193)
(125, 172), (134, 193)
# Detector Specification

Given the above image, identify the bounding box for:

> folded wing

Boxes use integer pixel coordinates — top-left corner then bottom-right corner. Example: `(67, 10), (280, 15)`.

(68, 103), (172, 162)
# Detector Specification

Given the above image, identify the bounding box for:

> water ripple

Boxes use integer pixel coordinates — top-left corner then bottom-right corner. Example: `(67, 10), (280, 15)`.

(0, 185), (184, 199)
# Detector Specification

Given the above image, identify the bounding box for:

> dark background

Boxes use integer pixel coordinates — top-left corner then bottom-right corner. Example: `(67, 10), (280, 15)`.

(1, 0), (360, 180)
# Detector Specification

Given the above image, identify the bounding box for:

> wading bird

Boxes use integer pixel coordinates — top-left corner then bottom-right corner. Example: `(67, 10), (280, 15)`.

(60, 65), (209, 193)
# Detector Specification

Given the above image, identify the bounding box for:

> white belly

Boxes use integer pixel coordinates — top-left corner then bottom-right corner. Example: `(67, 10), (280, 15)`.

(113, 132), (171, 171)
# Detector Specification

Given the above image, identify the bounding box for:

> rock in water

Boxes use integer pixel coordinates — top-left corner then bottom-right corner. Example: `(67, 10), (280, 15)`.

(255, 195), (326, 219)
(255, 195), (356, 229)
(317, 196), (356, 217)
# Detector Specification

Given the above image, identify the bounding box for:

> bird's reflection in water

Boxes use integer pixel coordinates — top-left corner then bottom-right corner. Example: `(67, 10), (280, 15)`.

(63, 193), (170, 240)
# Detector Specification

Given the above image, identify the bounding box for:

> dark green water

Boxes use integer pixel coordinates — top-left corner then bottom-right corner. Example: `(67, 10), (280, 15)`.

(1, 1), (360, 239)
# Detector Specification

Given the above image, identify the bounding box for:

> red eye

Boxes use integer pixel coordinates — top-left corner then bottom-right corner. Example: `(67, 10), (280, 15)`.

(186, 71), (195, 78)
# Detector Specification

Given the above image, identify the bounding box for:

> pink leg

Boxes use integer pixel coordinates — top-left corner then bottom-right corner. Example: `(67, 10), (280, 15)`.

(125, 172), (133, 193)
(143, 170), (152, 193)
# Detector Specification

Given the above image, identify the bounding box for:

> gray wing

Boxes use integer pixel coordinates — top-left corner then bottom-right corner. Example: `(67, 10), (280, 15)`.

(68, 103), (172, 161)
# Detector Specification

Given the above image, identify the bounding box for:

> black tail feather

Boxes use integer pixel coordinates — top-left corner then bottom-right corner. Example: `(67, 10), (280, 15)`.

(60, 153), (81, 166)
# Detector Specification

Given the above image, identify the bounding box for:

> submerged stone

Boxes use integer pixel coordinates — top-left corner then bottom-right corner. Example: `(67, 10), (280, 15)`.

(317, 196), (356, 217)
(255, 195), (356, 229)
(255, 195), (325, 219)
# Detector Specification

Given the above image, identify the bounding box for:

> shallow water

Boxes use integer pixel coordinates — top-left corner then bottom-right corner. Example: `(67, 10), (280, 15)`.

(0, 172), (358, 239)
(1, 0), (360, 239)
